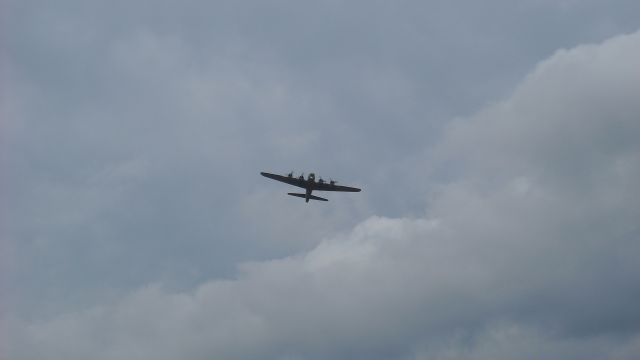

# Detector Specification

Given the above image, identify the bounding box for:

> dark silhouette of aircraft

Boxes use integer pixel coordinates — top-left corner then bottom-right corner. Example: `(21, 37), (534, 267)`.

(260, 171), (361, 202)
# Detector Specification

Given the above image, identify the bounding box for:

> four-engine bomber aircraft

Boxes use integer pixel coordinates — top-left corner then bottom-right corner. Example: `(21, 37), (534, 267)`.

(260, 171), (361, 202)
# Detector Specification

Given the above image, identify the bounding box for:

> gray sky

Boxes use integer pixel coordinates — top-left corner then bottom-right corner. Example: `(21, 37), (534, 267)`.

(3, 1), (640, 359)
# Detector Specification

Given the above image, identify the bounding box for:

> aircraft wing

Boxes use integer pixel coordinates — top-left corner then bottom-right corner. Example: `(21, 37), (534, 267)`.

(314, 182), (361, 192)
(260, 172), (307, 188)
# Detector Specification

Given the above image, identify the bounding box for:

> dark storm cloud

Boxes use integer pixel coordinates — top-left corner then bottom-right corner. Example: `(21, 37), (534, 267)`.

(6, 29), (640, 359)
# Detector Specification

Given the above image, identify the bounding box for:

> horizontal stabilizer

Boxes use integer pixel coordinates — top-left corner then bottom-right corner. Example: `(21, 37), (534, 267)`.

(287, 193), (328, 201)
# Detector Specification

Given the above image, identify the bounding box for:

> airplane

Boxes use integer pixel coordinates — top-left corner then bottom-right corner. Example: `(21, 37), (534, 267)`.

(260, 171), (361, 202)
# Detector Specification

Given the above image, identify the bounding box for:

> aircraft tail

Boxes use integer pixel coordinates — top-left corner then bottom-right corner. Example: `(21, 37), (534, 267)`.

(287, 193), (328, 202)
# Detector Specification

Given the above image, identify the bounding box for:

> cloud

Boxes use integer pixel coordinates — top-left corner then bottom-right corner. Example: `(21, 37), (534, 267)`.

(7, 29), (640, 359)
(8, 1), (640, 319)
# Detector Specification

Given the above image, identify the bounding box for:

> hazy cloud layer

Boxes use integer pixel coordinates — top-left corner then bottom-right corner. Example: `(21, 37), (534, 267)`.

(6, 1), (640, 319)
(7, 30), (640, 359)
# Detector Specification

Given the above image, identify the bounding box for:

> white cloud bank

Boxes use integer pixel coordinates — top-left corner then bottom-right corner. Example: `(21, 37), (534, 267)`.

(7, 30), (640, 360)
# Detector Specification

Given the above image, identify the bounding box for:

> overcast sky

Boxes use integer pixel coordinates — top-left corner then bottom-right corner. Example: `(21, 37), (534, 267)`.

(3, 0), (640, 359)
